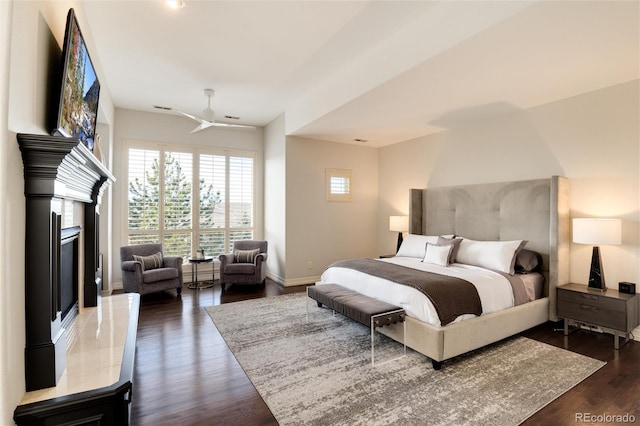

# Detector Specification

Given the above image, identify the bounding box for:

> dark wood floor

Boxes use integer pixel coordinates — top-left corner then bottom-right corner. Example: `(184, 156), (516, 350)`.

(130, 279), (640, 425)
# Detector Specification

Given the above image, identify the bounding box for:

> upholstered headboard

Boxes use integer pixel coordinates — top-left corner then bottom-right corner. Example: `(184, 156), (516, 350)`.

(409, 176), (570, 320)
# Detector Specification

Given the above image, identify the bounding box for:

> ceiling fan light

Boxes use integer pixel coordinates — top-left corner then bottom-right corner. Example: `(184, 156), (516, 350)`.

(166, 0), (185, 10)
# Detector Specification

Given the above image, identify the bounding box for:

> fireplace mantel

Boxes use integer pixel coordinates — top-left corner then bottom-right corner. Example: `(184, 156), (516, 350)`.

(18, 133), (114, 201)
(18, 133), (115, 391)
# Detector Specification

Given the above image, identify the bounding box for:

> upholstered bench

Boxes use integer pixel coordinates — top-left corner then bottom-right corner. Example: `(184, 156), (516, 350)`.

(307, 284), (406, 365)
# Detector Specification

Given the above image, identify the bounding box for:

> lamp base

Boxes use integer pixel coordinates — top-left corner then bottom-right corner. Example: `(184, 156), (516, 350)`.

(587, 246), (607, 291)
(396, 232), (403, 254)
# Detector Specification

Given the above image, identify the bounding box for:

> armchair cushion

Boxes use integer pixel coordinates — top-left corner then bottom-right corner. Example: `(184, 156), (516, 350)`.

(234, 248), (260, 263)
(143, 267), (179, 283)
(224, 263), (256, 275)
(133, 252), (163, 271)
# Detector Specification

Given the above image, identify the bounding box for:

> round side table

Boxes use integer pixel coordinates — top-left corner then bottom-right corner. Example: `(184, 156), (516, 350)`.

(187, 256), (215, 289)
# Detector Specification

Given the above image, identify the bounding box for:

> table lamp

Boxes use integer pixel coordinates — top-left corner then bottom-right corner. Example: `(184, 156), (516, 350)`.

(573, 218), (621, 291)
(389, 215), (409, 253)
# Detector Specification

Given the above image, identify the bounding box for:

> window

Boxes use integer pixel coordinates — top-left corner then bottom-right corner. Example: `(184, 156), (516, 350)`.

(326, 168), (352, 202)
(126, 143), (255, 260)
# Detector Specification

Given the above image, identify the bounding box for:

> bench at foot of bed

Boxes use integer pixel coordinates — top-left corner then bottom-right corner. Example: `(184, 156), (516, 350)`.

(307, 284), (406, 366)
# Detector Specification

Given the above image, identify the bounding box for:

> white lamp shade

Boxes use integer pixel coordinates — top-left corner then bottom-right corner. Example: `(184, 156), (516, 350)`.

(573, 218), (621, 245)
(389, 215), (409, 233)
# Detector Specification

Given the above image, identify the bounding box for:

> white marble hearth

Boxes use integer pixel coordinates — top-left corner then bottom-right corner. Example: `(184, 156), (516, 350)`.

(20, 293), (137, 405)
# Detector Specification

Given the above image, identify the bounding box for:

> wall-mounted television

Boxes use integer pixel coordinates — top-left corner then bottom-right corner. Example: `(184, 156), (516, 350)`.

(52, 8), (100, 152)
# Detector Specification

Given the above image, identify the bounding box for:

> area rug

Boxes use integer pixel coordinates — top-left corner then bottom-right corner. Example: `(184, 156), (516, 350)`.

(206, 293), (604, 426)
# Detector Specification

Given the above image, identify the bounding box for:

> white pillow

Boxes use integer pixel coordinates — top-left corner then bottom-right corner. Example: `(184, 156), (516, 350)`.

(396, 234), (439, 258)
(422, 243), (453, 267)
(456, 238), (526, 274)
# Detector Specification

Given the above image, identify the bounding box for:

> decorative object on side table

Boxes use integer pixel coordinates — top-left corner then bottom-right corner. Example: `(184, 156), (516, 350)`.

(572, 218), (621, 291)
(389, 215), (409, 253)
(557, 283), (639, 349)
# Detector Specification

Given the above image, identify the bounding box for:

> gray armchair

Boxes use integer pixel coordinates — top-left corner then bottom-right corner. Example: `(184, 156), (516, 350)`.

(218, 240), (268, 290)
(120, 243), (183, 296)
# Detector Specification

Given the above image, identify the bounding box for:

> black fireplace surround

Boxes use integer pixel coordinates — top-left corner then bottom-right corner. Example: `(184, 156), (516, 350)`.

(60, 226), (80, 324)
(18, 133), (114, 391)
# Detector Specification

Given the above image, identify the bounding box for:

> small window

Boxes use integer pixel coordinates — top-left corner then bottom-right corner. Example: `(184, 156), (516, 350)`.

(326, 169), (352, 202)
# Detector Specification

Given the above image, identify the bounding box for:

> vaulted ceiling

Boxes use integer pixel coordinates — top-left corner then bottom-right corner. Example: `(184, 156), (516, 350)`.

(84, 0), (639, 147)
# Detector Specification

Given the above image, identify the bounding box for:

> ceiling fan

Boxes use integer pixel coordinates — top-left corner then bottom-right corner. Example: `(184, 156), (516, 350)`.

(154, 89), (255, 134)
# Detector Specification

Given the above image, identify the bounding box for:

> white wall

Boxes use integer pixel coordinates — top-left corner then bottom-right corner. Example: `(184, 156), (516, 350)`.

(378, 133), (445, 253)
(110, 108), (265, 288)
(284, 136), (378, 285)
(378, 80), (640, 334)
(264, 114), (287, 283)
(95, 122), (113, 293)
(1, 1), (115, 423)
(0, 2), (18, 423)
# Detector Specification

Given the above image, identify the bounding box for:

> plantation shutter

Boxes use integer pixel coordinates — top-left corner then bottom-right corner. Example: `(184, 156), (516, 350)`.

(228, 155), (254, 244)
(199, 154), (226, 255)
(163, 151), (193, 258)
(127, 148), (160, 245)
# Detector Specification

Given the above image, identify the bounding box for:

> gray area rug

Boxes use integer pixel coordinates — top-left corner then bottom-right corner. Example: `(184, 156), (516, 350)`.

(206, 293), (604, 426)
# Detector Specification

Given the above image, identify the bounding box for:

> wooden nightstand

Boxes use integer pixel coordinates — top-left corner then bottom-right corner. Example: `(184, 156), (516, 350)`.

(557, 283), (639, 349)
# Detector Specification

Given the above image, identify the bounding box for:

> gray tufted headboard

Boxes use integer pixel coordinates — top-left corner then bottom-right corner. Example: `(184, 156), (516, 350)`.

(409, 176), (570, 321)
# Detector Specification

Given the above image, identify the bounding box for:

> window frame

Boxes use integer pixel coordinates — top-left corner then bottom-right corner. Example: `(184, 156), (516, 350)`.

(325, 168), (352, 202)
(123, 140), (257, 259)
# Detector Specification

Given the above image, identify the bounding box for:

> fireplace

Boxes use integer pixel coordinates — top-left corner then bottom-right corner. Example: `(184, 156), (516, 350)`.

(60, 227), (80, 326)
(19, 133), (114, 391)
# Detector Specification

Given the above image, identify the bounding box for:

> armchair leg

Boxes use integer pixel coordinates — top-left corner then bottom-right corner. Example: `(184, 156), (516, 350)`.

(177, 286), (182, 296)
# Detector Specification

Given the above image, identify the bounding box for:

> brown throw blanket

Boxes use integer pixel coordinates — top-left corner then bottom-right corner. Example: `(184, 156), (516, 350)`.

(329, 258), (482, 326)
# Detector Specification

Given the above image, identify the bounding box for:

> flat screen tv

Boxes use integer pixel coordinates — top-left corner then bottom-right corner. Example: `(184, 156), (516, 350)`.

(52, 8), (100, 152)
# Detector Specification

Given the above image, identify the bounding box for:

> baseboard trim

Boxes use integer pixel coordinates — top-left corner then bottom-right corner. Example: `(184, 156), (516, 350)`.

(266, 273), (318, 287)
(283, 276), (320, 287)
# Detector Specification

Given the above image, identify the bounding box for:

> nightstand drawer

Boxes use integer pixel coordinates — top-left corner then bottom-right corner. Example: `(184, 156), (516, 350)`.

(557, 288), (626, 313)
(557, 299), (627, 331)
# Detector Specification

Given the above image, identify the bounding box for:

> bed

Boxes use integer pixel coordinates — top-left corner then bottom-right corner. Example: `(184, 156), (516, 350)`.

(317, 176), (570, 368)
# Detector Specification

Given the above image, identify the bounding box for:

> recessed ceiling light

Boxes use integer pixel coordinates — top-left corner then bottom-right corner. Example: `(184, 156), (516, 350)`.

(166, 0), (185, 9)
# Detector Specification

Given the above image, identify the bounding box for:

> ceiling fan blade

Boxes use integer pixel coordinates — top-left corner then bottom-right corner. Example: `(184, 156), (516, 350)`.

(190, 121), (216, 134)
(212, 122), (256, 129)
(175, 109), (204, 124)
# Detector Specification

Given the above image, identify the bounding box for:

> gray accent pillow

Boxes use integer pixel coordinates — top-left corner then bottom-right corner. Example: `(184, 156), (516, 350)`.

(234, 248), (260, 263)
(515, 249), (542, 273)
(133, 252), (163, 271)
(438, 236), (462, 264)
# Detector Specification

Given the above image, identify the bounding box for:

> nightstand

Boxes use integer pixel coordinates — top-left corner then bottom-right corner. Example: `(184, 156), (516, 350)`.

(557, 283), (639, 349)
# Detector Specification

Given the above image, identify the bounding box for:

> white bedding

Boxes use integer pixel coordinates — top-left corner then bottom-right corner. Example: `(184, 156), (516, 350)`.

(318, 256), (515, 327)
